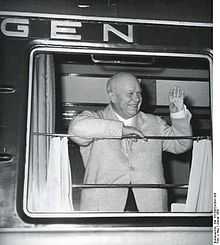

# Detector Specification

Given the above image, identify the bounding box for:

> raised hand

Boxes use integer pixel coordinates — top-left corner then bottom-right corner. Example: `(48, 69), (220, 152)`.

(168, 87), (184, 113)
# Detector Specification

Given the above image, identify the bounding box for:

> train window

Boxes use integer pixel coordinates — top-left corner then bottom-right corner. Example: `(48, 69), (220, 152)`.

(23, 48), (212, 220)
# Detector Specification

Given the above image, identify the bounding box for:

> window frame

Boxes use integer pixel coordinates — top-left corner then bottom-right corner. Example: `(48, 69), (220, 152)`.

(23, 46), (213, 223)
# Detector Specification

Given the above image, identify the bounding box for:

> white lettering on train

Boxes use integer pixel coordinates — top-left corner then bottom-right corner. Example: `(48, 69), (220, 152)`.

(103, 24), (133, 43)
(50, 20), (82, 40)
(0, 17), (134, 43)
(1, 18), (29, 37)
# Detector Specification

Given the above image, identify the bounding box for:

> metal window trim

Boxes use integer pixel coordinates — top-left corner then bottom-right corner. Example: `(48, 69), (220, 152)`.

(0, 11), (213, 27)
(23, 46), (213, 219)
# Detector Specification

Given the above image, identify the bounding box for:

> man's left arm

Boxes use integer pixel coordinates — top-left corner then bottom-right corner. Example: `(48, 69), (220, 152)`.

(161, 87), (193, 154)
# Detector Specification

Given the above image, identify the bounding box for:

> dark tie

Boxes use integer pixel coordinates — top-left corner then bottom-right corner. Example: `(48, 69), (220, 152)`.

(124, 187), (139, 212)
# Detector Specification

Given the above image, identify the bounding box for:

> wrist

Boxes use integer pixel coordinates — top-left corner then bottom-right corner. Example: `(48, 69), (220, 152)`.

(169, 104), (184, 113)
(170, 105), (187, 119)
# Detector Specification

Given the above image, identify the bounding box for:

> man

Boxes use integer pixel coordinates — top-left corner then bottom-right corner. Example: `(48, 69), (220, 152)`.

(68, 72), (192, 212)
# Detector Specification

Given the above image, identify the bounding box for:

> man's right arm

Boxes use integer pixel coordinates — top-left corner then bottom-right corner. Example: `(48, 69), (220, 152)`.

(68, 110), (144, 146)
(68, 110), (123, 146)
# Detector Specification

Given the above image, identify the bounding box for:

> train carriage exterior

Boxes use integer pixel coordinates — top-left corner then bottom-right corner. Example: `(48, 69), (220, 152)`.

(0, 1), (213, 244)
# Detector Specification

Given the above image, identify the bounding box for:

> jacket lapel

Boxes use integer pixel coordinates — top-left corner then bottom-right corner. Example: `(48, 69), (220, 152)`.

(102, 104), (121, 121)
(102, 105), (131, 156)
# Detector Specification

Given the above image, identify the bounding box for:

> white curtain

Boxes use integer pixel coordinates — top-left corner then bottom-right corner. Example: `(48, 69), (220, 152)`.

(42, 137), (73, 211)
(185, 139), (213, 212)
(27, 54), (73, 212)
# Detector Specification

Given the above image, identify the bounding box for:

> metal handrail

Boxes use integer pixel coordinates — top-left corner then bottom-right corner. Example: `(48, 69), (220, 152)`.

(33, 132), (211, 141)
(72, 184), (188, 189)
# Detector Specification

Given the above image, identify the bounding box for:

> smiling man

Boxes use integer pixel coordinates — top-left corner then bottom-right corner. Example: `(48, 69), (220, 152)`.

(68, 72), (192, 212)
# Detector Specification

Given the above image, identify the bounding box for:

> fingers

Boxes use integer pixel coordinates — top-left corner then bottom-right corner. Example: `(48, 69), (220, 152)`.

(169, 86), (184, 99)
(133, 128), (144, 138)
(122, 126), (144, 138)
(168, 86), (184, 113)
(128, 129), (144, 138)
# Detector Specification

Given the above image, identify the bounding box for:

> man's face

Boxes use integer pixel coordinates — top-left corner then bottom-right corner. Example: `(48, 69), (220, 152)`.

(111, 75), (142, 119)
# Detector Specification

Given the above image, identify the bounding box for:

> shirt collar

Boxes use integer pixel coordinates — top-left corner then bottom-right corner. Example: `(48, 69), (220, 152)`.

(113, 110), (136, 127)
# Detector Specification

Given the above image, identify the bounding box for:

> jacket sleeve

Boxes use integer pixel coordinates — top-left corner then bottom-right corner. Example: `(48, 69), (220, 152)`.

(68, 110), (123, 146)
(158, 109), (193, 154)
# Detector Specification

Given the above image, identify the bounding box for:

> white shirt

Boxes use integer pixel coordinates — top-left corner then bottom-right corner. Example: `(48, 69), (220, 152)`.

(114, 113), (136, 127)
(113, 105), (188, 125)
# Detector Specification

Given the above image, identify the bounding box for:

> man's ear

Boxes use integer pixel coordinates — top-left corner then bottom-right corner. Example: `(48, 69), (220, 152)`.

(108, 91), (117, 103)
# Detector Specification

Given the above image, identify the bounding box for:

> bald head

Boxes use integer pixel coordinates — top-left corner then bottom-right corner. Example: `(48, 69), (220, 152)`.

(106, 72), (139, 94)
(106, 72), (142, 119)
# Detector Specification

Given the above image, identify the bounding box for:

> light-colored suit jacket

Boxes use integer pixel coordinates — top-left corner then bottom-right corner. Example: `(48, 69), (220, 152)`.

(69, 105), (192, 212)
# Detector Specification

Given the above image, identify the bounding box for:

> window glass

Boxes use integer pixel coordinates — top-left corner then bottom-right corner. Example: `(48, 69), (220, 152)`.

(24, 50), (212, 217)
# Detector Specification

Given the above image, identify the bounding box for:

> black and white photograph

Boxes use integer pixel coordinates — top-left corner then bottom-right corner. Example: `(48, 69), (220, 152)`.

(0, 1), (215, 244)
